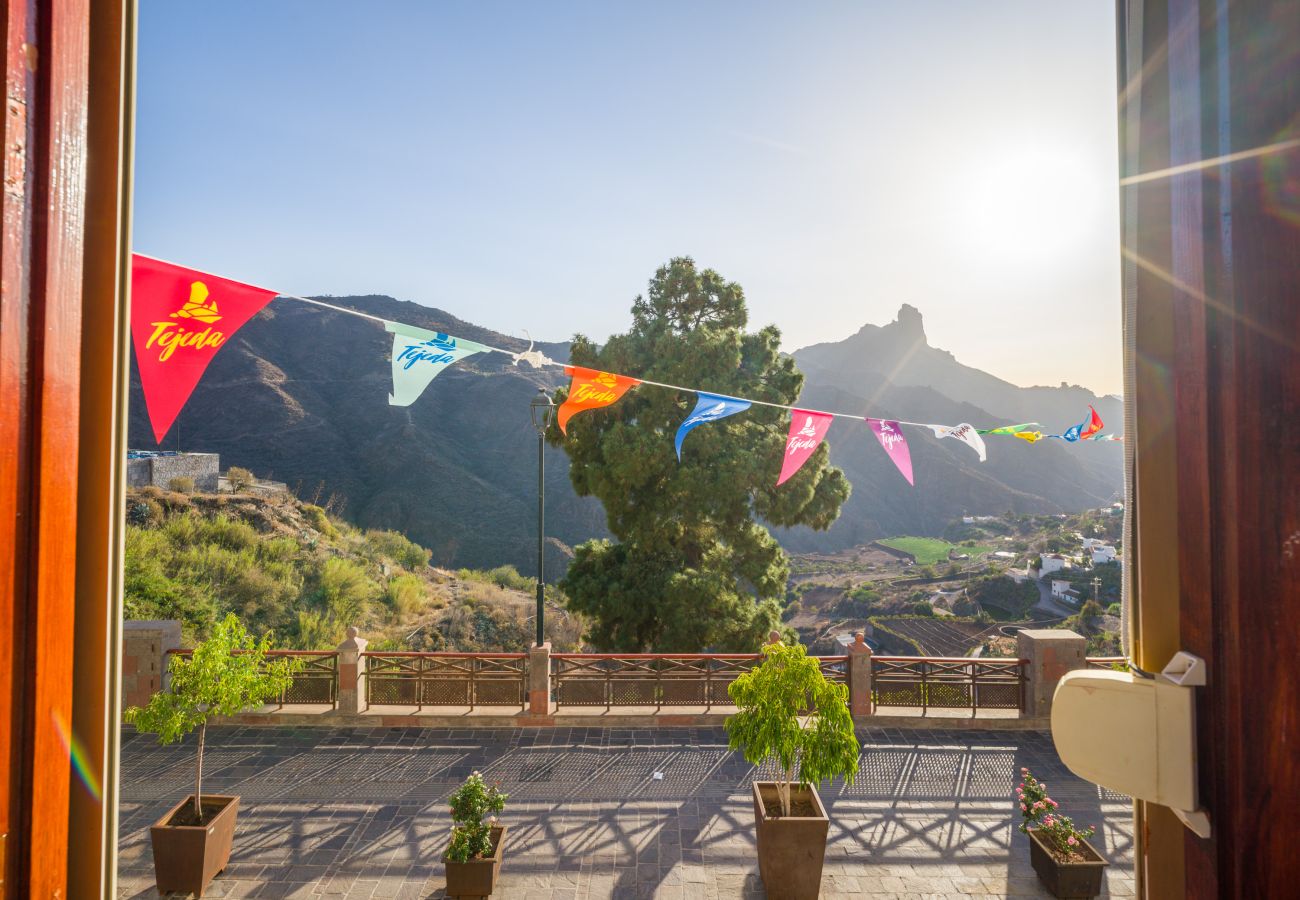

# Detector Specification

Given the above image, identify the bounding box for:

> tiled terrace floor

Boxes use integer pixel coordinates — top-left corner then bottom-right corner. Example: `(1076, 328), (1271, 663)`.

(118, 726), (1133, 899)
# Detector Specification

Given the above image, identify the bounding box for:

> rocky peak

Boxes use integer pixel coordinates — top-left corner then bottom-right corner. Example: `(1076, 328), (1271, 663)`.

(893, 303), (927, 343)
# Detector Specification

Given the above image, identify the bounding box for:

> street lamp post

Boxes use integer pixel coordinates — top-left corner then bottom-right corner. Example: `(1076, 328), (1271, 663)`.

(529, 389), (555, 648)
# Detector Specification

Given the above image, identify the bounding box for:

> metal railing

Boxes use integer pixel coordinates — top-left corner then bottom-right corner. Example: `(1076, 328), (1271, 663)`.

(870, 656), (1026, 713)
(363, 652), (528, 710)
(165, 649), (339, 708)
(550, 653), (852, 710)
(1086, 657), (1130, 670)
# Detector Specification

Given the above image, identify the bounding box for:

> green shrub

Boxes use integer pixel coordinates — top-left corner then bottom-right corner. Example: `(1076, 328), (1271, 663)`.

(384, 574), (428, 617)
(198, 514), (258, 551)
(1107, 602), (1122, 616)
(302, 504), (337, 538)
(126, 497), (163, 527)
(167, 476), (195, 494)
(226, 466), (255, 492)
(365, 529), (433, 570)
(488, 565), (533, 591)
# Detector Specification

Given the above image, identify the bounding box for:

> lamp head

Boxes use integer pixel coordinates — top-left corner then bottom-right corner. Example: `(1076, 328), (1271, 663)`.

(530, 388), (555, 434)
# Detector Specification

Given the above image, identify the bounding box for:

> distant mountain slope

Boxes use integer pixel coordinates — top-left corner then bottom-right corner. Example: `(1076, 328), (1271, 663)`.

(128, 295), (606, 575)
(129, 298), (1123, 573)
(780, 305), (1123, 551)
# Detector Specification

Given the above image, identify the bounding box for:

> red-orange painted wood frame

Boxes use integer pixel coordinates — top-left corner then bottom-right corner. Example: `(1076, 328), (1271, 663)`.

(0, 0), (129, 895)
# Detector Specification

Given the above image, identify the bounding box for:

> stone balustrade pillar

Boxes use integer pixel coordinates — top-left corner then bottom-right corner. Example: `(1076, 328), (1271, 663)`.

(336, 626), (368, 716)
(528, 642), (551, 715)
(1016, 628), (1087, 717)
(122, 620), (181, 710)
(847, 631), (873, 717)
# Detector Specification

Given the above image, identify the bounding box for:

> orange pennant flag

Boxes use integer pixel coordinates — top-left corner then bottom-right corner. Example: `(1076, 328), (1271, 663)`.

(557, 365), (640, 433)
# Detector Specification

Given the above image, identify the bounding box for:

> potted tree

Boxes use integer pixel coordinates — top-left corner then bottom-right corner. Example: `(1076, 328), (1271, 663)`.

(726, 640), (860, 900)
(125, 614), (299, 898)
(1017, 767), (1109, 898)
(443, 771), (508, 897)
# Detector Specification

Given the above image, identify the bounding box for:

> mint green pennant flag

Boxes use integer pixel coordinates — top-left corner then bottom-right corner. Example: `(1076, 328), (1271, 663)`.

(386, 322), (489, 407)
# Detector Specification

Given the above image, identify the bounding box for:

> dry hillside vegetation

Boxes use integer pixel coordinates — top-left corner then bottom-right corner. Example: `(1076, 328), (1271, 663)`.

(124, 487), (582, 652)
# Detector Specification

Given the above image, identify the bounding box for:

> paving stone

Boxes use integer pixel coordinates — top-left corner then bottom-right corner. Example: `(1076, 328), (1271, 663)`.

(118, 725), (1134, 898)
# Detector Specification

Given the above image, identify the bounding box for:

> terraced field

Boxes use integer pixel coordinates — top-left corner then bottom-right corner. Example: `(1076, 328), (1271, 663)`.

(872, 617), (991, 657)
(876, 536), (995, 566)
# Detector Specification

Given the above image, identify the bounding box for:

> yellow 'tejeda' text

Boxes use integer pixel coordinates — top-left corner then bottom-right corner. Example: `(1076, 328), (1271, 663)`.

(145, 321), (226, 362)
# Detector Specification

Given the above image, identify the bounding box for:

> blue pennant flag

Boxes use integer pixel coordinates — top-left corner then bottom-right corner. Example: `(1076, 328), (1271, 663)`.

(674, 392), (751, 460)
(1060, 414), (1089, 442)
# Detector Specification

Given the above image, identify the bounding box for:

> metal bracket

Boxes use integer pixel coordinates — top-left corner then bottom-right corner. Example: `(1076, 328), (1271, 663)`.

(1160, 650), (1211, 837)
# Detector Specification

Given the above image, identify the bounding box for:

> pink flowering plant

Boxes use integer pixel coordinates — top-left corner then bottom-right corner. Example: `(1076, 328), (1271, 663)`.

(1015, 767), (1096, 860)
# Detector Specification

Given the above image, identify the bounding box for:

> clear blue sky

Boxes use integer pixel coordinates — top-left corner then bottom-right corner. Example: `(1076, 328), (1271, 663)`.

(136, 1), (1122, 394)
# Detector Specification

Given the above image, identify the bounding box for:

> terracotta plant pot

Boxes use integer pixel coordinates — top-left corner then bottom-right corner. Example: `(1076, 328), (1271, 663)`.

(443, 824), (507, 898)
(751, 781), (829, 900)
(1028, 827), (1109, 898)
(149, 794), (239, 898)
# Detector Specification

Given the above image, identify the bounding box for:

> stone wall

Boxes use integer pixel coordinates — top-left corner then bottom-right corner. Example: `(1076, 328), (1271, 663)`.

(126, 452), (220, 492)
(121, 620), (181, 710)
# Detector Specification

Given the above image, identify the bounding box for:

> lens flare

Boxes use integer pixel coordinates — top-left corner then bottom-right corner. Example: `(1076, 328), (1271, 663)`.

(52, 709), (102, 802)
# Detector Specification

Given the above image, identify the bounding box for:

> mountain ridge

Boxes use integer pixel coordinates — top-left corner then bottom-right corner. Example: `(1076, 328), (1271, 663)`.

(129, 297), (1123, 574)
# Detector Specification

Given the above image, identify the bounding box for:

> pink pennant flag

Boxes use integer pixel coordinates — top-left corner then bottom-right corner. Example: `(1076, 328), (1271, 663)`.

(777, 410), (833, 485)
(867, 418), (914, 485)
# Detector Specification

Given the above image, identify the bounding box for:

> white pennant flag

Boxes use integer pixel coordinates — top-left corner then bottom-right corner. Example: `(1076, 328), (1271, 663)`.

(926, 422), (987, 462)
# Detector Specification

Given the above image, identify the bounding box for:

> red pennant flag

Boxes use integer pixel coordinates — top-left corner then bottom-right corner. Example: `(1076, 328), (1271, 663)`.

(131, 255), (278, 443)
(1080, 405), (1104, 440)
(777, 410), (833, 485)
(556, 365), (640, 433)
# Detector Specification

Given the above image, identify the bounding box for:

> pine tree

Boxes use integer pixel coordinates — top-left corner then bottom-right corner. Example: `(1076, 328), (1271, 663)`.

(549, 258), (850, 651)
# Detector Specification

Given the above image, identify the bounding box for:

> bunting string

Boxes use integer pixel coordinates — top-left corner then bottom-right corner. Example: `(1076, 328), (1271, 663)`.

(128, 254), (1122, 489)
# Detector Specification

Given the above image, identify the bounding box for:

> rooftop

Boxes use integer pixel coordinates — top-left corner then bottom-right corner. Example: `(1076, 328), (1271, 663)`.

(118, 725), (1134, 899)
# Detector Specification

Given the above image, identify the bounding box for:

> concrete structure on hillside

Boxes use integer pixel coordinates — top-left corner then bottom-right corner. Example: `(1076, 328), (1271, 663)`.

(126, 450), (219, 492)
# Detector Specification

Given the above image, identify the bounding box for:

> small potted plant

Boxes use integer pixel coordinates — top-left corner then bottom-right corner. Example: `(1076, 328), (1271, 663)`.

(1017, 767), (1109, 898)
(443, 771), (508, 897)
(726, 639), (860, 900)
(125, 614), (299, 898)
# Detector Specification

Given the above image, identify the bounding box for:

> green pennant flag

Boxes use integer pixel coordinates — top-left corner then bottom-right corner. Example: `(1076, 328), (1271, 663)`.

(978, 422), (1040, 435)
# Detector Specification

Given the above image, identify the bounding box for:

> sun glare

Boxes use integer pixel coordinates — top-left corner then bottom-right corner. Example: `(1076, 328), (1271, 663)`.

(952, 143), (1106, 267)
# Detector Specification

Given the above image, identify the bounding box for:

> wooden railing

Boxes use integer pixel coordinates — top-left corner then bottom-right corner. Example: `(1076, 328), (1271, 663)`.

(1086, 657), (1130, 671)
(165, 649), (339, 708)
(870, 656), (1026, 713)
(154, 647), (1033, 717)
(550, 653), (852, 710)
(551, 653), (758, 710)
(363, 652), (528, 710)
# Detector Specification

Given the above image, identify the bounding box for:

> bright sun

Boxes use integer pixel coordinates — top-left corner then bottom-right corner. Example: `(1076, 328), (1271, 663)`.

(952, 143), (1107, 268)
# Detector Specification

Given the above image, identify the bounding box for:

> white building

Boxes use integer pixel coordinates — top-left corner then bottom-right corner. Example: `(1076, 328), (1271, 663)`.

(1040, 553), (1069, 576)
(1091, 545), (1118, 564)
(1051, 578), (1073, 598)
